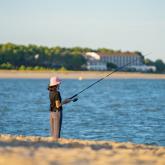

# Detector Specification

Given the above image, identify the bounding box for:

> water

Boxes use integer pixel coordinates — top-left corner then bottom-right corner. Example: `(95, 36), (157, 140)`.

(0, 78), (165, 146)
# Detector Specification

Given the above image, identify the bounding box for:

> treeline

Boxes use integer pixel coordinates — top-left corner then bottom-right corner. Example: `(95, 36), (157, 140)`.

(0, 43), (89, 70)
(0, 43), (129, 70)
(0, 43), (165, 72)
(144, 59), (165, 73)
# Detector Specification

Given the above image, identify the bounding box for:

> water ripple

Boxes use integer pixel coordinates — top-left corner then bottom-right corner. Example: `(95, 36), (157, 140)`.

(0, 79), (165, 146)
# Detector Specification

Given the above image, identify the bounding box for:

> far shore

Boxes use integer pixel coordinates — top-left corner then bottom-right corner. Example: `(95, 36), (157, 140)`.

(0, 70), (165, 79)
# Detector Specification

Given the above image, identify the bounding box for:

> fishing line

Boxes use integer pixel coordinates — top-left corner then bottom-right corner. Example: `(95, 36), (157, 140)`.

(70, 53), (150, 102)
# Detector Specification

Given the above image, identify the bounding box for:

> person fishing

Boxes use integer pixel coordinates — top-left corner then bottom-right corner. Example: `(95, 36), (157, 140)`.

(48, 76), (72, 140)
(47, 54), (148, 140)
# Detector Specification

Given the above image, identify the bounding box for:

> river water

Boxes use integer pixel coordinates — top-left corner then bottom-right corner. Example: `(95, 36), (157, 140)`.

(0, 78), (165, 146)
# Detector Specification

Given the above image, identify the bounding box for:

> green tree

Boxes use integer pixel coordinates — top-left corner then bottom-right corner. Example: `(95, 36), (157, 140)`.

(107, 62), (117, 70)
(154, 59), (165, 73)
(0, 62), (14, 69)
(97, 48), (114, 55)
(144, 58), (154, 65)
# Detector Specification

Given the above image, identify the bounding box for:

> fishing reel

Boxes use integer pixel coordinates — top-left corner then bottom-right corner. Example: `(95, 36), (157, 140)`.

(69, 95), (78, 102)
(72, 98), (78, 102)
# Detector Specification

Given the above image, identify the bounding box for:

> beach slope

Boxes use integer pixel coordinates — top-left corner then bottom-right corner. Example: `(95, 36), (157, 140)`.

(0, 134), (165, 165)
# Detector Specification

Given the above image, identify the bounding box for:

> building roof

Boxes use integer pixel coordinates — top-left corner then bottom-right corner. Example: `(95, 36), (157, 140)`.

(85, 52), (142, 60)
(97, 52), (141, 57)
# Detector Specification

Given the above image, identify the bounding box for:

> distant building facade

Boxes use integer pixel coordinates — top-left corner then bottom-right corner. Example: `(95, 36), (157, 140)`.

(84, 52), (156, 72)
(127, 65), (156, 72)
(85, 52), (107, 71)
(99, 53), (143, 67)
(86, 61), (107, 70)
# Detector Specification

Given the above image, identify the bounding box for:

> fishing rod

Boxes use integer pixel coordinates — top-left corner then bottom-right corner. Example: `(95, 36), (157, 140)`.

(70, 53), (149, 102)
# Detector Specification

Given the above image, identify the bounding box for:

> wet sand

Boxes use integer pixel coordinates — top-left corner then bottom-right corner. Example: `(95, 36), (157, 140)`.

(0, 134), (165, 165)
(0, 70), (165, 79)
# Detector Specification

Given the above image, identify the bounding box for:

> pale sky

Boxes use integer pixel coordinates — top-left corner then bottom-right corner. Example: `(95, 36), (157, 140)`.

(0, 0), (165, 61)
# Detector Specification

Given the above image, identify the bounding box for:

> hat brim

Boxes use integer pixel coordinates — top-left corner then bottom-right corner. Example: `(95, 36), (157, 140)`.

(49, 82), (61, 87)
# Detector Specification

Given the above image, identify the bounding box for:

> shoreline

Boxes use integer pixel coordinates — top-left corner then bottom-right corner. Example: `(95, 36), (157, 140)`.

(0, 134), (165, 165)
(0, 70), (165, 79)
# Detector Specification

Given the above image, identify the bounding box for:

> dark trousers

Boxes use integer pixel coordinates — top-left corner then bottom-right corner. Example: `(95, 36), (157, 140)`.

(50, 110), (63, 138)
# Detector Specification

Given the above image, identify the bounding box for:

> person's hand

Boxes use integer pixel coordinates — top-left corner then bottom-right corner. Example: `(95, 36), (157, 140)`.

(63, 98), (72, 104)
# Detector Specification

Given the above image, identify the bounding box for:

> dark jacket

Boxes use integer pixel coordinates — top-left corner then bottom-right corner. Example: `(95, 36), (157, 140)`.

(49, 91), (62, 111)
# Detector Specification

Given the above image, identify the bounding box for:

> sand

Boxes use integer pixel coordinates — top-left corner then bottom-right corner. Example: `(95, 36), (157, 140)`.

(0, 134), (165, 165)
(0, 70), (165, 79)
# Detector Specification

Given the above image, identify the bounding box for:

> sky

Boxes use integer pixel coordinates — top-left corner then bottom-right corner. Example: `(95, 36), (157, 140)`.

(0, 0), (165, 61)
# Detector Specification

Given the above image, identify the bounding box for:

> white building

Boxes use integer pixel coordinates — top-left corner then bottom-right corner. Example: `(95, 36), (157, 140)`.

(85, 52), (107, 70)
(95, 52), (143, 67)
(84, 52), (156, 72)
(127, 65), (156, 72)
(86, 61), (107, 70)
(85, 52), (100, 60)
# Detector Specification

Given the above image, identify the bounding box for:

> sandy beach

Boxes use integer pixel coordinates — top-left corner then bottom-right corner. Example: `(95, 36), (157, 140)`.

(0, 70), (165, 79)
(0, 134), (165, 165)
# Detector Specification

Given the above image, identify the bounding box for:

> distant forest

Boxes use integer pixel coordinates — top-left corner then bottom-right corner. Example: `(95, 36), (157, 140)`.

(0, 43), (165, 72)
